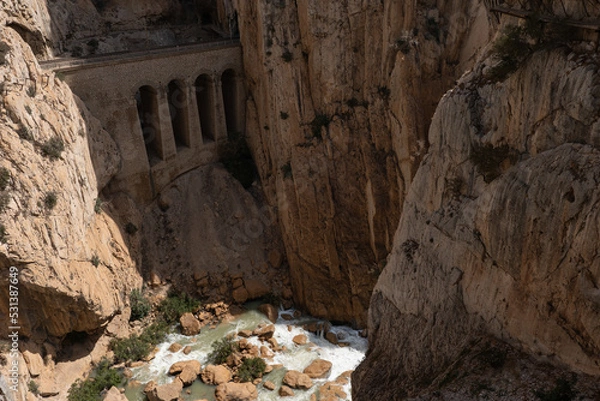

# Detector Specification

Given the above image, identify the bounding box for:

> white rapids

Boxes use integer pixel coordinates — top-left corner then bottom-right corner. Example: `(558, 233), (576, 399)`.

(122, 305), (367, 401)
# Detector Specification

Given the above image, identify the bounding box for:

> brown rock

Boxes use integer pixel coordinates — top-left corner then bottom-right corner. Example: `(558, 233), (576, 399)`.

(245, 279), (270, 299)
(214, 382), (258, 401)
(281, 287), (293, 300)
(201, 364), (232, 385)
(253, 324), (275, 340)
(303, 359), (332, 379)
(145, 378), (183, 401)
(292, 334), (307, 345)
(264, 365), (274, 373)
(278, 385), (294, 396)
(282, 370), (313, 389)
(232, 286), (249, 303)
(325, 331), (339, 345)
(258, 303), (279, 323)
(183, 346), (192, 355)
(238, 329), (253, 338)
(319, 382), (347, 400)
(168, 360), (201, 375)
(267, 337), (279, 351)
(232, 277), (244, 289)
(22, 350), (44, 377)
(281, 313), (293, 321)
(263, 380), (275, 391)
(180, 313), (202, 336)
(178, 365), (199, 386)
(168, 342), (182, 353)
(103, 386), (128, 401)
(260, 346), (273, 358)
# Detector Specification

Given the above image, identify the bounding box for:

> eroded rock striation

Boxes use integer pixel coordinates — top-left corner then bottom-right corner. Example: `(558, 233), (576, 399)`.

(355, 33), (600, 400)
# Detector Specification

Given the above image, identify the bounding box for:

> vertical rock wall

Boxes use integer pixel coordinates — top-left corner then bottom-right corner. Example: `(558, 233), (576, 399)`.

(236, 0), (488, 325)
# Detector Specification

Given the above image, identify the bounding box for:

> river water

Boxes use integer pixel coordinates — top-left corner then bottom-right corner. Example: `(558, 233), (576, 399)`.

(122, 305), (367, 400)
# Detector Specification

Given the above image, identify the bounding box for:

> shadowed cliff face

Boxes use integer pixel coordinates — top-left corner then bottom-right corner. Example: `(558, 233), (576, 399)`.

(236, 0), (489, 326)
(354, 36), (600, 400)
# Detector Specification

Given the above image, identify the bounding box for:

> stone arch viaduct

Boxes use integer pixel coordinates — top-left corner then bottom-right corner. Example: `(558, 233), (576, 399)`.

(41, 40), (244, 202)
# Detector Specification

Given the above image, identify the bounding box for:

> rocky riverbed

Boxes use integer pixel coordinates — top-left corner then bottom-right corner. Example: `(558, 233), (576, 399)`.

(115, 302), (366, 401)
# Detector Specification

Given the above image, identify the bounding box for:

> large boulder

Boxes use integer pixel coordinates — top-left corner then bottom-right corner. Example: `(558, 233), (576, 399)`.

(253, 324), (275, 340)
(201, 365), (233, 385)
(145, 378), (183, 401)
(168, 360), (201, 375)
(102, 386), (128, 401)
(303, 359), (332, 379)
(178, 365), (199, 386)
(258, 303), (279, 323)
(214, 382), (258, 401)
(180, 313), (202, 336)
(283, 370), (313, 389)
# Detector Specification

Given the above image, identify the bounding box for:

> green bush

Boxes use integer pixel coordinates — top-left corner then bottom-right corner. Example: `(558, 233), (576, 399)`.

(280, 111), (289, 120)
(470, 143), (518, 183)
(237, 357), (266, 383)
(91, 255), (100, 267)
(110, 335), (152, 364)
(487, 24), (533, 81)
(67, 358), (122, 401)
(158, 291), (200, 324)
(208, 338), (239, 365)
(111, 321), (169, 364)
(94, 198), (102, 214)
(41, 137), (65, 160)
(0, 168), (11, 191)
(534, 378), (577, 401)
(28, 380), (39, 395)
(43, 191), (57, 210)
(129, 289), (151, 321)
(281, 50), (293, 62)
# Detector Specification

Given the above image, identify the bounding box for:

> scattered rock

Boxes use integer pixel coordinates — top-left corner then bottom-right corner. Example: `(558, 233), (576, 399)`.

(292, 334), (307, 345)
(149, 271), (162, 287)
(263, 380), (275, 391)
(319, 382), (347, 400)
(279, 385), (294, 397)
(267, 337), (279, 351)
(214, 382), (258, 401)
(180, 313), (202, 336)
(325, 331), (339, 345)
(123, 368), (133, 379)
(253, 324), (275, 340)
(303, 359), (332, 379)
(22, 350), (44, 377)
(168, 360), (201, 375)
(183, 346), (192, 355)
(129, 361), (145, 368)
(281, 313), (293, 320)
(238, 329), (253, 338)
(232, 277), (244, 289)
(283, 370), (313, 389)
(103, 386), (128, 401)
(179, 365), (199, 386)
(168, 342), (182, 353)
(201, 364), (233, 385)
(145, 378), (183, 401)
(260, 346), (273, 358)
(258, 303), (279, 323)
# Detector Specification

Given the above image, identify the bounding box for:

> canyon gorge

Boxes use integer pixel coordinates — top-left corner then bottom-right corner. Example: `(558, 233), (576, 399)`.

(0, 0), (599, 400)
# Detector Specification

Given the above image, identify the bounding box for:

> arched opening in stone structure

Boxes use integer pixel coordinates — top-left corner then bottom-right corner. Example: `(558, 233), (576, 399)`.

(221, 69), (240, 135)
(135, 85), (162, 165)
(195, 74), (215, 143)
(167, 80), (190, 150)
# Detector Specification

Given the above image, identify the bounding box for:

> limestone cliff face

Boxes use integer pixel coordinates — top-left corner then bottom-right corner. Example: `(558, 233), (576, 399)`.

(354, 33), (600, 401)
(0, 25), (140, 340)
(236, 0), (488, 325)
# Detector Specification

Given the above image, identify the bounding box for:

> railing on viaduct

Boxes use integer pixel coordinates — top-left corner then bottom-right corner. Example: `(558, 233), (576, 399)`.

(40, 40), (244, 203)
